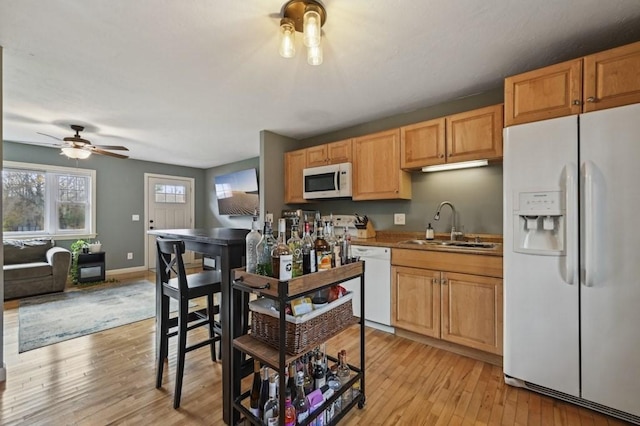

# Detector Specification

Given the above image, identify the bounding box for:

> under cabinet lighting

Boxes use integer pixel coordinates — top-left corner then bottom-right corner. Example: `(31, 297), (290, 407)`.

(421, 159), (488, 173)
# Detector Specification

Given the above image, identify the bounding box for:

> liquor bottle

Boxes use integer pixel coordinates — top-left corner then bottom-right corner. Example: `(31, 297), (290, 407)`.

(249, 359), (262, 419)
(245, 210), (261, 274)
(325, 220), (338, 268)
(263, 374), (279, 425)
(294, 371), (311, 423)
(301, 220), (317, 274)
(287, 220), (303, 278)
(314, 221), (331, 271)
(341, 225), (352, 265)
(256, 219), (276, 276)
(312, 344), (327, 390)
(259, 366), (270, 419)
(337, 350), (352, 406)
(303, 354), (314, 395)
(283, 388), (296, 426)
(271, 218), (293, 280)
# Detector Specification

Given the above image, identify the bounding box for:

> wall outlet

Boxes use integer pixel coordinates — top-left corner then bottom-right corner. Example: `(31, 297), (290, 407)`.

(127, 252), (133, 260)
(265, 213), (274, 223)
(394, 213), (406, 225)
(132, 214), (140, 221)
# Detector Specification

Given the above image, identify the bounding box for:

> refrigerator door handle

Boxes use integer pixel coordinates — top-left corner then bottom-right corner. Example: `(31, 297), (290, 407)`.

(565, 163), (578, 285)
(584, 160), (595, 287)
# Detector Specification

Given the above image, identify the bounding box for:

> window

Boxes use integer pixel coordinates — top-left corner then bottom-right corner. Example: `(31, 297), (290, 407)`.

(154, 184), (186, 203)
(2, 161), (96, 239)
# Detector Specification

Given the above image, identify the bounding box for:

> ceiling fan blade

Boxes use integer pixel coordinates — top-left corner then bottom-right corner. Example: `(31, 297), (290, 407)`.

(37, 132), (63, 141)
(92, 145), (129, 151)
(91, 148), (129, 159)
(19, 140), (64, 148)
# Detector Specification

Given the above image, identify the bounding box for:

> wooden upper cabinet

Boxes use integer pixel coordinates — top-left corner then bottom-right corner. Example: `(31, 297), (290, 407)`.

(400, 118), (446, 169)
(446, 104), (504, 162)
(583, 40), (640, 113)
(352, 129), (411, 200)
(305, 139), (353, 167)
(505, 41), (640, 126)
(504, 59), (583, 127)
(284, 149), (308, 204)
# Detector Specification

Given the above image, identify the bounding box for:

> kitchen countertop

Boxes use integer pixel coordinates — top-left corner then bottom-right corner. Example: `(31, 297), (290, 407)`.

(351, 231), (503, 257)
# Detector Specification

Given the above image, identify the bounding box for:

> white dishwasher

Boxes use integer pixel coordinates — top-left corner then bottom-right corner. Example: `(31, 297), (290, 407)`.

(342, 245), (394, 334)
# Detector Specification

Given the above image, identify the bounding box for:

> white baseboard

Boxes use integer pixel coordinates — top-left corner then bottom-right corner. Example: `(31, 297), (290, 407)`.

(105, 266), (148, 276)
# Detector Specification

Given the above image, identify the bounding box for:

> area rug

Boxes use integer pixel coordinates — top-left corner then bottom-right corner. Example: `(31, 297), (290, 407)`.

(19, 281), (178, 353)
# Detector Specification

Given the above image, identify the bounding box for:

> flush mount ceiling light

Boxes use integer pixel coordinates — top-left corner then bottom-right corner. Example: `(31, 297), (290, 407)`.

(421, 159), (489, 173)
(61, 147), (92, 159)
(279, 0), (327, 66)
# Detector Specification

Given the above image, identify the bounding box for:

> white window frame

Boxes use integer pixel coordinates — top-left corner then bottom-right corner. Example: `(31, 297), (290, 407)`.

(3, 161), (97, 241)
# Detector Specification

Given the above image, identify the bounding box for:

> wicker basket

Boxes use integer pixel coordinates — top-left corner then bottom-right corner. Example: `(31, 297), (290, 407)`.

(249, 293), (355, 355)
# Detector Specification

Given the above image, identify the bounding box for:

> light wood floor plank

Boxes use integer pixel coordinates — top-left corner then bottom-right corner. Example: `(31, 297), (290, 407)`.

(0, 272), (631, 425)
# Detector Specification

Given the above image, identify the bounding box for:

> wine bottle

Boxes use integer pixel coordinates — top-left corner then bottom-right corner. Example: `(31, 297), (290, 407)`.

(294, 371), (311, 423)
(256, 219), (276, 276)
(259, 366), (270, 419)
(313, 344), (327, 390)
(283, 387), (296, 426)
(263, 374), (279, 425)
(302, 220), (317, 274)
(245, 210), (261, 274)
(249, 359), (262, 418)
(287, 220), (303, 278)
(271, 218), (293, 280)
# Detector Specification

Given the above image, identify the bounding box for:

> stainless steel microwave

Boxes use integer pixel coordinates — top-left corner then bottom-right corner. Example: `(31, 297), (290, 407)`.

(303, 162), (352, 199)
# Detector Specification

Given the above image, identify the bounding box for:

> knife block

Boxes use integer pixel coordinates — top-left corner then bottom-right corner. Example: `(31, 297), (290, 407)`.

(355, 221), (376, 239)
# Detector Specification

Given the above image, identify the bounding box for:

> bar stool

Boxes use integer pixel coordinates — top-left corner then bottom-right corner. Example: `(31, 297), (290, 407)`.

(155, 238), (222, 409)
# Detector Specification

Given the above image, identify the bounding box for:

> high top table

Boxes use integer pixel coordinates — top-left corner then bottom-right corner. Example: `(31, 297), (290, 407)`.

(149, 228), (249, 424)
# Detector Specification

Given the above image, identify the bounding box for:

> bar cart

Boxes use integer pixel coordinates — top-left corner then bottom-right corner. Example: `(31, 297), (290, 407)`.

(231, 261), (366, 425)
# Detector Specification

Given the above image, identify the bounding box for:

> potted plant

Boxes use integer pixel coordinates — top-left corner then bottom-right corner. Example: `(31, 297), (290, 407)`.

(69, 239), (88, 284)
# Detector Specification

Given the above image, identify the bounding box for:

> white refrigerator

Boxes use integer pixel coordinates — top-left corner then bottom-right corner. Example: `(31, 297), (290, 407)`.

(503, 103), (640, 423)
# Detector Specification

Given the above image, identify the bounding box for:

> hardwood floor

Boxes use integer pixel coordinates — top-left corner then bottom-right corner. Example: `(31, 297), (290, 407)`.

(1, 272), (630, 425)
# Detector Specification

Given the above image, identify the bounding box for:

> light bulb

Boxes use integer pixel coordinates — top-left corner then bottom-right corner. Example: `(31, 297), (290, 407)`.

(303, 6), (321, 47)
(62, 147), (92, 159)
(279, 18), (296, 58)
(307, 43), (323, 66)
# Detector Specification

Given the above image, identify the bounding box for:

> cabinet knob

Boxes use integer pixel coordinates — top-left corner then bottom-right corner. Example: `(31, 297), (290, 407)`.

(440, 278), (447, 285)
(572, 99), (581, 106)
(586, 97), (596, 103)
(439, 154), (445, 159)
(432, 277), (438, 285)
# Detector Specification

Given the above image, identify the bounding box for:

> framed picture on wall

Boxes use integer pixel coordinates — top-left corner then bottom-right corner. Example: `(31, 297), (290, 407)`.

(214, 168), (260, 216)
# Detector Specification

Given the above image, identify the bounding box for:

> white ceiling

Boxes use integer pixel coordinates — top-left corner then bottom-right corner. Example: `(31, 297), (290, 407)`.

(1, 1), (640, 168)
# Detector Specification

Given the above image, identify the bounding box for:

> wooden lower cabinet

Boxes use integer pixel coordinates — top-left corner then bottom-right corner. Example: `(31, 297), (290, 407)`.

(391, 250), (503, 356)
(441, 272), (503, 355)
(391, 266), (440, 338)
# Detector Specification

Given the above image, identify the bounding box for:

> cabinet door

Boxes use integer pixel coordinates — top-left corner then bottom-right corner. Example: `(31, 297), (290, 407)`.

(446, 104), (504, 162)
(391, 266), (440, 338)
(400, 118), (446, 170)
(305, 145), (328, 167)
(441, 272), (503, 355)
(583, 41), (640, 113)
(504, 59), (582, 126)
(284, 149), (308, 204)
(327, 139), (352, 164)
(352, 129), (411, 200)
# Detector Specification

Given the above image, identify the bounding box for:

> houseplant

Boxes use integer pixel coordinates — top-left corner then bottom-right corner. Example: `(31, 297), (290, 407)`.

(69, 239), (88, 284)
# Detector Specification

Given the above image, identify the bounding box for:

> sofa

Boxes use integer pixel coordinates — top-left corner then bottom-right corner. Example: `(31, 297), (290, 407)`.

(3, 239), (72, 300)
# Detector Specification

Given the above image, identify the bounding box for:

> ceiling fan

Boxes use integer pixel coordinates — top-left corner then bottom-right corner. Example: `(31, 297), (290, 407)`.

(38, 124), (130, 159)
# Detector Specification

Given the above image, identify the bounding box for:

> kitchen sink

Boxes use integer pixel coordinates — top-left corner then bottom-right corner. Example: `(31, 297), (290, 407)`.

(399, 239), (498, 249)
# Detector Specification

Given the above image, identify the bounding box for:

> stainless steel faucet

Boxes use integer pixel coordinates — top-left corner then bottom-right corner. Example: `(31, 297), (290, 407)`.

(434, 201), (463, 240)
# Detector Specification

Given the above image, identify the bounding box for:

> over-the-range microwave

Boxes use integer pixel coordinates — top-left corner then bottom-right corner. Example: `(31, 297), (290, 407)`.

(303, 162), (352, 199)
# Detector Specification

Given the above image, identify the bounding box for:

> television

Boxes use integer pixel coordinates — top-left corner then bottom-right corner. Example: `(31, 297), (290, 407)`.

(214, 168), (260, 216)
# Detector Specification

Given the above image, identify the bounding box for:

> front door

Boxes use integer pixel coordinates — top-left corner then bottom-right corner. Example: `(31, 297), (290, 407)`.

(145, 174), (195, 270)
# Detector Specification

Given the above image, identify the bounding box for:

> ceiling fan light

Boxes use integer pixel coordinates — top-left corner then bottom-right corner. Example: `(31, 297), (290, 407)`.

(62, 147), (92, 159)
(303, 5), (322, 47)
(279, 18), (296, 58)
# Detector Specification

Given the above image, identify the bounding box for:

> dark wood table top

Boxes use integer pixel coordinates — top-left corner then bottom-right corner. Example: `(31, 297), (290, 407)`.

(148, 228), (249, 245)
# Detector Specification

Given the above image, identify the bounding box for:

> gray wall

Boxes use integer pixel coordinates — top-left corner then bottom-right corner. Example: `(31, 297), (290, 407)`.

(262, 87), (505, 235)
(3, 141), (207, 270)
